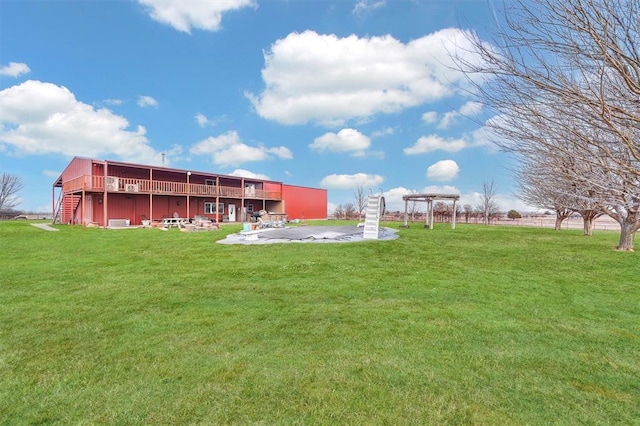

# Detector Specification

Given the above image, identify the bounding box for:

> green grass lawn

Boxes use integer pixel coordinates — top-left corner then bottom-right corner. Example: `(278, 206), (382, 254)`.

(1, 220), (638, 424)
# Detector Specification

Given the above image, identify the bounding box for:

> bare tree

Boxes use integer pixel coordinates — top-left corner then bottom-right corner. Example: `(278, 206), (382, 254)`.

(574, 204), (603, 237)
(516, 157), (574, 231)
(477, 180), (500, 225)
(433, 201), (452, 223)
(353, 185), (368, 218)
(333, 204), (345, 219)
(463, 204), (474, 223)
(455, 0), (640, 250)
(343, 203), (357, 220)
(0, 173), (24, 211)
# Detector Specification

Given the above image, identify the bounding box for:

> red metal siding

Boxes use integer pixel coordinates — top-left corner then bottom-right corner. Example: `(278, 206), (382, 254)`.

(282, 185), (327, 220)
(93, 162), (104, 178)
(62, 157), (92, 181)
(263, 181), (281, 192)
(102, 193), (152, 225)
(107, 165), (151, 180)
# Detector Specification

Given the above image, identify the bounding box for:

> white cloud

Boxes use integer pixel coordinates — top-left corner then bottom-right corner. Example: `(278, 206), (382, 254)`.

(195, 113), (208, 126)
(371, 127), (395, 137)
(468, 125), (498, 151)
(0, 62), (30, 77)
(43, 169), (60, 177)
(267, 146), (293, 159)
(103, 98), (123, 106)
(320, 173), (384, 189)
(352, 0), (386, 15)
(437, 111), (459, 129)
(381, 186), (414, 211)
(437, 100), (484, 129)
(470, 115), (513, 151)
(189, 130), (292, 167)
(404, 134), (468, 154)
(327, 201), (339, 215)
(195, 112), (227, 127)
(459, 101), (483, 116)
(138, 95), (158, 108)
(407, 115), (498, 156)
(493, 194), (538, 213)
(228, 169), (271, 180)
(248, 28), (489, 126)
(137, 0), (256, 33)
(427, 159), (460, 181)
(422, 111), (438, 124)
(310, 128), (371, 156)
(419, 184), (460, 195)
(0, 80), (163, 164)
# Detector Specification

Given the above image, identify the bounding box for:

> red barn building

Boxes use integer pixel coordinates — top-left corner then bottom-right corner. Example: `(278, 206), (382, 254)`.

(52, 157), (327, 227)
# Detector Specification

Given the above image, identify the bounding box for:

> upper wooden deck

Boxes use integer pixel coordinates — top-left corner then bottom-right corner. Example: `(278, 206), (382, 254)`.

(62, 175), (283, 200)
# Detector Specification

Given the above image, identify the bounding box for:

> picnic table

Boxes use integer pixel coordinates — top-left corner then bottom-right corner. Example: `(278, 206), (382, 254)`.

(162, 217), (187, 228)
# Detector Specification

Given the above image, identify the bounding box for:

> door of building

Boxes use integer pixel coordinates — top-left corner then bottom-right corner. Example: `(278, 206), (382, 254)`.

(228, 204), (236, 222)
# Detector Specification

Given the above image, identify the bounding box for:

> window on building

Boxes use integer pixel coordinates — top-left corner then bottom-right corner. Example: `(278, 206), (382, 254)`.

(245, 183), (255, 197)
(204, 202), (224, 214)
(205, 179), (215, 186)
(247, 203), (253, 213)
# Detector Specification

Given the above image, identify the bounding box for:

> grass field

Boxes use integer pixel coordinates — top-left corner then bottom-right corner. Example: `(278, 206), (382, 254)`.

(1, 220), (638, 424)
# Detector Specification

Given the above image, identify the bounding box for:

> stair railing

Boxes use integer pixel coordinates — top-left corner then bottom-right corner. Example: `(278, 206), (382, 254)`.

(52, 191), (64, 224)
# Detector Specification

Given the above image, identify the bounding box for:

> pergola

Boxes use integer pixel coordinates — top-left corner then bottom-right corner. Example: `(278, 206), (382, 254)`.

(402, 193), (460, 229)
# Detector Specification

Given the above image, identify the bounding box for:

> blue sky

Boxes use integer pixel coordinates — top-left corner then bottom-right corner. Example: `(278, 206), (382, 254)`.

(0, 0), (528, 214)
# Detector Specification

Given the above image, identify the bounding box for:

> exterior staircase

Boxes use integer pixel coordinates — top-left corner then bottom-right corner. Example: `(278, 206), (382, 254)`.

(53, 194), (81, 224)
(362, 194), (385, 239)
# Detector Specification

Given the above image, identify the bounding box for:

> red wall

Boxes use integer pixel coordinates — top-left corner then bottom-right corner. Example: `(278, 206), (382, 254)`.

(263, 181), (282, 193)
(62, 157), (92, 181)
(101, 194), (153, 225)
(282, 184), (327, 220)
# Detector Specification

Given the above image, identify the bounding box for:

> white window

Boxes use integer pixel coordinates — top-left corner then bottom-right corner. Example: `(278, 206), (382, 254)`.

(205, 202), (224, 214)
(247, 203), (253, 213)
(245, 183), (255, 197)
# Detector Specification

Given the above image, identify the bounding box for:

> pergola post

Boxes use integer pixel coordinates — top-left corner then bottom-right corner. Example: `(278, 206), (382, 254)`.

(452, 198), (457, 230)
(403, 198), (409, 228)
(429, 199), (434, 230)
(424, 200), (429, 228)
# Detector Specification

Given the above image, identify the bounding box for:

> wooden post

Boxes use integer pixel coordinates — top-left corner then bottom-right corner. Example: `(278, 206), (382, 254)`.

(429, 199), (434, 230)
(452, 198), (457, 230)
(81, 182), (85, 230)
(149, 168), (153, 224)
(103, 164), (108, 229)
(186, 171), (191, 220)
(424, 200), (428, 228)
(403, 198), (409, 227)
(215, 176), (220, 224)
